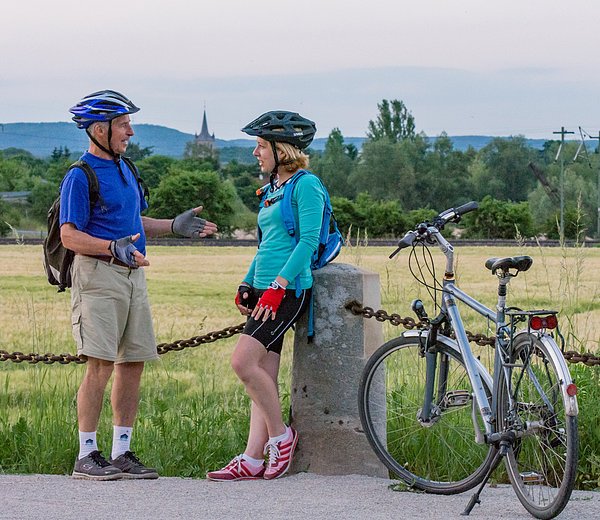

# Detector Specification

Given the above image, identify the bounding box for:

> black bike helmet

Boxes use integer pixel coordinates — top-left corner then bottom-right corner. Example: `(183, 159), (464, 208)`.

(241, 111), (316, 150)
(69, 90), (140, 129)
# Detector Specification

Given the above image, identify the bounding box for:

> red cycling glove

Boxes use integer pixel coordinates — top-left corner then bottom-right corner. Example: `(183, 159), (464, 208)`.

(256, 284), (286, 314)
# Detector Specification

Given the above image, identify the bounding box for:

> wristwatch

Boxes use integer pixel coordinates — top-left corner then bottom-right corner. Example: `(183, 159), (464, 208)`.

(269, 280), (285, 290)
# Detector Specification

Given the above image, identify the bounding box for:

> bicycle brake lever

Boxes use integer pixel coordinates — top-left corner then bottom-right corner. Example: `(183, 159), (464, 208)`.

(389, 230), (417, 259)
(389, 247), (401, 259)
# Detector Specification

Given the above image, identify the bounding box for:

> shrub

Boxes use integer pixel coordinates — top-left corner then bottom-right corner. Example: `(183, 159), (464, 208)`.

(463, 195), (536, 239)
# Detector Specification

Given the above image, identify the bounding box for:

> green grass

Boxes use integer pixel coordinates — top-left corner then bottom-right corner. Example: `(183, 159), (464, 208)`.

(0, 243), (599, 486)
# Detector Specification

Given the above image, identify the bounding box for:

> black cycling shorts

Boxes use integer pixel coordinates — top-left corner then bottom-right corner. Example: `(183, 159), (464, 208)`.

(242, 288), (311, 354)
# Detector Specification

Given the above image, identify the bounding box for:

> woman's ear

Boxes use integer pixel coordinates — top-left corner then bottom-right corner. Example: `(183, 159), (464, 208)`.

(275, 143), (287, 163)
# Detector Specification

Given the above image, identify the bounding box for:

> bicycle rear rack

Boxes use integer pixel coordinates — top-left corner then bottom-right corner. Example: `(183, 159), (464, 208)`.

(505, 308), (564, 352)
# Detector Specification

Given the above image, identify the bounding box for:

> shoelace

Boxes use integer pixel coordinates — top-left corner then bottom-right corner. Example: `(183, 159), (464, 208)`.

(228, 455), (244, 472)
(264, 442), (280, 466)
(122, 451), (142, 465)
(89, 451), (111, 468)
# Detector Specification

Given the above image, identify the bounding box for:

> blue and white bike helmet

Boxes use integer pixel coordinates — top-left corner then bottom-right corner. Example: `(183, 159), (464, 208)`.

(69, 90), (140, 129)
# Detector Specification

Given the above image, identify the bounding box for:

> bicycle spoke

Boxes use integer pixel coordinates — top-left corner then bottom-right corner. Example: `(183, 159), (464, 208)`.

(359, 336), (496, 494)
(499, 334), (578, 518)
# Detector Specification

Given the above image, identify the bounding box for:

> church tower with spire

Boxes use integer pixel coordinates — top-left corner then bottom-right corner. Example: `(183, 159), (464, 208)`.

(194, 108), (216, 149)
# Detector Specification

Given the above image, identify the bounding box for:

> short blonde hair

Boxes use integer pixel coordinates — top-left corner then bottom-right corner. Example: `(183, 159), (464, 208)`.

(275, 142), (310, 172)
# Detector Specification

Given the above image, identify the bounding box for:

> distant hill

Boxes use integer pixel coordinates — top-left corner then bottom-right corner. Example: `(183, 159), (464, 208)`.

(0, 122), (551, 159)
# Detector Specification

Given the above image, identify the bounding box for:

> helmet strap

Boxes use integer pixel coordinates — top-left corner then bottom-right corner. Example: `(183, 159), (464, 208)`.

(86, 122), (127, 183)
(86, 121), (118, 160)
(268, 141), (280, 189)
(270, 141), (280, 174)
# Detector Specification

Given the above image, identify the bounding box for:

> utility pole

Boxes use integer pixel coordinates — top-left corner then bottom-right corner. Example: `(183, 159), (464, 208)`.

(553, 126), (574, 240)
(588, 131), (600, 237)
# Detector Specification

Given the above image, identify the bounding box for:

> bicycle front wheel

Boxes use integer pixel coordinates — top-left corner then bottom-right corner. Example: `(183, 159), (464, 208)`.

(498, 333), (578, 519)
(358, 333), (496, 494)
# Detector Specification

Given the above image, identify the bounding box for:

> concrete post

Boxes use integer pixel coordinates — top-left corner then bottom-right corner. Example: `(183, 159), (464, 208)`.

(289, 263), (387, 477)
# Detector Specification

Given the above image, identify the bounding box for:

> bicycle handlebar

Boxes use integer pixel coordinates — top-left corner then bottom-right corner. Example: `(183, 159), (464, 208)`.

(389, 231), (416, 259)
(455, 201), (479, 216)
(389, 201), (479, 259)
(435, 201), (479, 226)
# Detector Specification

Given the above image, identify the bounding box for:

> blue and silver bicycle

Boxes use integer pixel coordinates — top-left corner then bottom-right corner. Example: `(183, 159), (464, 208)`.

(358, 202), (579, 519)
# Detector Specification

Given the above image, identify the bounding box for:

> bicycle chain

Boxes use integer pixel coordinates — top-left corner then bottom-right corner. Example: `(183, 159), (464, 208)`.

(2, 302), (599, 367)
(345, 300), (600, 367)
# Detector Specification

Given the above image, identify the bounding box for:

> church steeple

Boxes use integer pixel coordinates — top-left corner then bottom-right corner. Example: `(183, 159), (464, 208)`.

(194, 106), (215, 148)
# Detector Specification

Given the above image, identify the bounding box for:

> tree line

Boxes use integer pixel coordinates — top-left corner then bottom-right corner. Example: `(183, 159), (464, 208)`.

(1, 99), (599, 240)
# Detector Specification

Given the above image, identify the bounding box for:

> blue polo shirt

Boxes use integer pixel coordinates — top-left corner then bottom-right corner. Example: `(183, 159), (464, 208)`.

(59, 152), (148, 255)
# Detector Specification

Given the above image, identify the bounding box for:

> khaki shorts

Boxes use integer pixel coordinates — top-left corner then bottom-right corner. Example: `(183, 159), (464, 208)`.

(70, 255), (158, 363)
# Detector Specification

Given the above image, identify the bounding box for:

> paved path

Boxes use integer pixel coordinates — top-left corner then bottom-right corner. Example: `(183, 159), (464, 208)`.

(1, 474), (598, 520)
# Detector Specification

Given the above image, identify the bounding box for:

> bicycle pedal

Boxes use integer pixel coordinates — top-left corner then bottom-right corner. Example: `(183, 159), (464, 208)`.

(520, 471), (545, 484)
(442, 390), (471, 407)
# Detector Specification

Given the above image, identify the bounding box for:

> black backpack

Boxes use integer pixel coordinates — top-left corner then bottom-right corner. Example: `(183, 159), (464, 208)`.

(43, 157), (147, 292)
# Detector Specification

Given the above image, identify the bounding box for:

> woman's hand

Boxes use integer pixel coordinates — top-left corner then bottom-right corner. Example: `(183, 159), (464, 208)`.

(235, 283), (257, 315)
(252, 280), (286, 321)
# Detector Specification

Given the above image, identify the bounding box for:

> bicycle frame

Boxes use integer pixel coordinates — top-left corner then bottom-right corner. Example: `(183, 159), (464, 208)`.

(416, 227), (578, 445)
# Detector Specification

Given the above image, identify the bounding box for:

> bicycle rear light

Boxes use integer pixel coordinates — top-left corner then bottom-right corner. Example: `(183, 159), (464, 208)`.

(529, 315), (558, 330)
(566, 383), (578, 397)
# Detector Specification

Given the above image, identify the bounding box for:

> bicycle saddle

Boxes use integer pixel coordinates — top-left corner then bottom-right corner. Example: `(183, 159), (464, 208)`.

(484, 255), (533, 274)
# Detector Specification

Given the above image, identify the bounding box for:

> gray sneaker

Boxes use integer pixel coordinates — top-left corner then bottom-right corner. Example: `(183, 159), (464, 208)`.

(72, 450), (123, 480)
(110, 451), (159, 479)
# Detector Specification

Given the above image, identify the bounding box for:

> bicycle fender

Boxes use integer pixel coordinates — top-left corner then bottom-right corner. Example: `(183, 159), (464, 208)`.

(401, 330), (494, 390)
(514, 330), (579, 417)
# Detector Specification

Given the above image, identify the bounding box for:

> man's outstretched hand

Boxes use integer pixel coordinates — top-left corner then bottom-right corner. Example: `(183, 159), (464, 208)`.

(172, 206), (218, 239)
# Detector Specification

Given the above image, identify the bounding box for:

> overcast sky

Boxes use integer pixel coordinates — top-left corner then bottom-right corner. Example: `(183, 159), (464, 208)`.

(2, 0), (599, 140)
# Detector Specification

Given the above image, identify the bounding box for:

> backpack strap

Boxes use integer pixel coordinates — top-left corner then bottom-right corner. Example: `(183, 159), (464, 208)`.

(281, 170), (309, 240)
(280, 170), (312, 297)
(67, 160), (101, 209)
(256, 183), (271, 246)
(122, 156), (150, 203)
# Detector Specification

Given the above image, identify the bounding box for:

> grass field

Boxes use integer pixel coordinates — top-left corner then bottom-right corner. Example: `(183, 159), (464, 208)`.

(0, 241), (599, 486)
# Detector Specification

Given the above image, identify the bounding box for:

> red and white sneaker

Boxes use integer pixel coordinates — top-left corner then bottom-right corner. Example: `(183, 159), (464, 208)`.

(206, 455), (265, 481)
(263, 426), (298, 480)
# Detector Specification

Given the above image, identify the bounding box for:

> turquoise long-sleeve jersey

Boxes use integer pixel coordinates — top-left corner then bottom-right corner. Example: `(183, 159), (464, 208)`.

(243, 172), (325, 290)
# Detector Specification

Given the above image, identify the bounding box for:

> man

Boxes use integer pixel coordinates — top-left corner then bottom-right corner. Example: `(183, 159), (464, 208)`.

(61, 90), (218, 480)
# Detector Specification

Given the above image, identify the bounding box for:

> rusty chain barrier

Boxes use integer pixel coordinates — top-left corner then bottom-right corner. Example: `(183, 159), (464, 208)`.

(345, 300), (600, 367)
(2, 301), (599, 367)
(0, 323), (246, 365)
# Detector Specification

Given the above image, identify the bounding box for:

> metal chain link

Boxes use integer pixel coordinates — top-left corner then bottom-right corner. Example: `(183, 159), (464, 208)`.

(0, 323), (246, 365)
(3, 302), (600, 368)
(155, 323), (245, 355)
(0, 351), (86, 365)
(345, 300), (600, 367)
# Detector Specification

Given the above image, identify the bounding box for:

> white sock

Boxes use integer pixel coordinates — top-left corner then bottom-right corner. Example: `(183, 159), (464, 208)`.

(269, 426), (290, 445)
(78, 431), (98, 459)
(111, 426), (133, 460)
(242, 454), (265, 467)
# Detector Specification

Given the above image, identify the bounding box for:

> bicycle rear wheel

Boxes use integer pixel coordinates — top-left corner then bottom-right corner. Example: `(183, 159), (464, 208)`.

(358, 333), (496, 494)
(498, 333), (578, 519)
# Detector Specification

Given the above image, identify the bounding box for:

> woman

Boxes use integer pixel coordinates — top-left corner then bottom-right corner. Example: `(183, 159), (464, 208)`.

(207, 111), (324, 481)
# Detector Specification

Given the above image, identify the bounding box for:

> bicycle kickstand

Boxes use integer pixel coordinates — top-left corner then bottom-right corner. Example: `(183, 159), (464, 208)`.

(461, 433), (514, 516)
